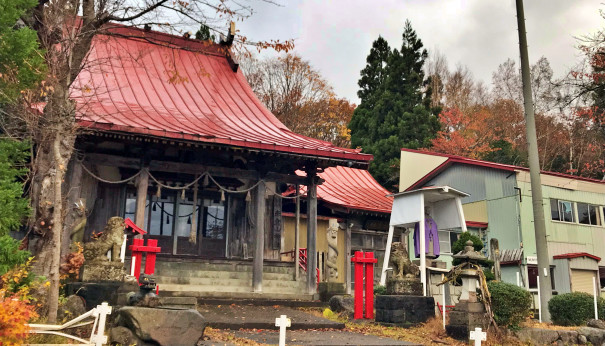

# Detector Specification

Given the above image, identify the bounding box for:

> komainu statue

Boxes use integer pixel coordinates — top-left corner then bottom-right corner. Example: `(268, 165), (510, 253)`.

(389, 242), (419, 279)
(81, 216), (127, 282)
(83, 216), (125, 263)
(326, 219), (339, 280)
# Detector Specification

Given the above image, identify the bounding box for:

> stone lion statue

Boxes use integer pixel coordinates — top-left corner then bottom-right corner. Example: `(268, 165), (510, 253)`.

(389, 242), (419, 279)
(84, 216), (125, 263)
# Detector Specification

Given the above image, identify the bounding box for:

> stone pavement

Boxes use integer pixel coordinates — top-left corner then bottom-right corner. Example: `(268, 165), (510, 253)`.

(199, 304), (345, 330)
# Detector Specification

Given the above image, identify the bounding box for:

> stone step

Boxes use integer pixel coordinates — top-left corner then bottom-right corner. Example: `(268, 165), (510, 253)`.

(159, 284), (314, 300)
(154, 261), (297, 275)
(153, 268), (295, 281)
(155, 276), (306, 289)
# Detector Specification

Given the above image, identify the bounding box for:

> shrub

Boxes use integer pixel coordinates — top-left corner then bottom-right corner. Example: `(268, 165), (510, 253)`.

(0, 291), (38, 345)
(548, 292), (605, 326)
(488, 281), (532, 328)
(0, 235), (30, 276)
(483, 268), (495, 282)
(452, 232), (483, 254)
(374, 285), (386, 296)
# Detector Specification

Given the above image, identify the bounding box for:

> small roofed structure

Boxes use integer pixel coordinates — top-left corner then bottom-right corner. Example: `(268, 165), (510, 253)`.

(283, 166), (392, 292)
(382, 186), (469, 295)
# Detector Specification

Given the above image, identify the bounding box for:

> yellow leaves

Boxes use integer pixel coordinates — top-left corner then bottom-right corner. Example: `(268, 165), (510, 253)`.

(165, 69), (189, 85)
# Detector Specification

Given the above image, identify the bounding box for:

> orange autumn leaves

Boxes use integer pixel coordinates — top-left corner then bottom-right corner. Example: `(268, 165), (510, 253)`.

(242, 54), (355, 147)
(430, 103), (604, 178)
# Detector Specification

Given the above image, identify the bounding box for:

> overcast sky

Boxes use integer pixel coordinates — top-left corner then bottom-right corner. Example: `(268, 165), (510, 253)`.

(237, 0), (604, 103)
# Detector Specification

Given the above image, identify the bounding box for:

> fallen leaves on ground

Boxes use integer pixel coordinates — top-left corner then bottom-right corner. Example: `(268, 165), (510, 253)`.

(204, 327), (266, 345)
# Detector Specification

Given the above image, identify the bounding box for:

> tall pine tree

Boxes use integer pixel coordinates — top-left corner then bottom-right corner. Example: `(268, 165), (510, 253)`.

(349, 20), (439, 190)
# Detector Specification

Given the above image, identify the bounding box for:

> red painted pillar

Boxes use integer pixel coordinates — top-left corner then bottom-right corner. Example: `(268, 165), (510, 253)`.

(130, 238), (144, 280)
(353, 251), (364, 319)
(364, 252), (377, 319)
(144, 239), (159, 275)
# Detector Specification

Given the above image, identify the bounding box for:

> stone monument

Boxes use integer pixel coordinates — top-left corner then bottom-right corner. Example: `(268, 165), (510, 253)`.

(318, 219), (345, 301)
(375, 242), (435, 326)
(445, 240), (489, 340)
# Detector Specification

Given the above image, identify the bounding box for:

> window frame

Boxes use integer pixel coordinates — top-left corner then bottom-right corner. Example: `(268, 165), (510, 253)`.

(550, 198), (604, 226)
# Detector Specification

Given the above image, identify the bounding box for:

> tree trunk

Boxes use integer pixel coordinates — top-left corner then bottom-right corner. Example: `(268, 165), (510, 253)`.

(30, 86), (76, 323)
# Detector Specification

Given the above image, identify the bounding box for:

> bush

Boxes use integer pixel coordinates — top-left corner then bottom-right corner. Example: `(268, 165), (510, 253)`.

(374, 285), (386, 296)
(452, 232), (483, 254)
(488, 281), (532, 328)
(548, 292), (605, 326)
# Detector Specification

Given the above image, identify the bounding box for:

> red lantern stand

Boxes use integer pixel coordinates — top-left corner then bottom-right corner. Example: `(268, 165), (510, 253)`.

(351, 251), (377, 319)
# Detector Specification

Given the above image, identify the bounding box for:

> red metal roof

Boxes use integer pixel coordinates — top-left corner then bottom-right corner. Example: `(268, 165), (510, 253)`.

(293, 166), (393, 214)
(70, 25), (371, 163)
(553, 252), (601, 262)
(402, 148), (605, 191)
(466, 221), (488, 228)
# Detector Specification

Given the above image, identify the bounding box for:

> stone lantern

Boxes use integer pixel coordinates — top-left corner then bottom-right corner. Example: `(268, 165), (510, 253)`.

(446, 240), (490, 340)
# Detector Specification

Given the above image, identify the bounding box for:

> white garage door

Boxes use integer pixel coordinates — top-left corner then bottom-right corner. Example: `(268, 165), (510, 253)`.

(571, 269), (598, 294)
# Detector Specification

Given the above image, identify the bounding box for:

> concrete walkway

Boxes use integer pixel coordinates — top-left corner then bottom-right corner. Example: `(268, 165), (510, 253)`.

(199, 304), (345, 330)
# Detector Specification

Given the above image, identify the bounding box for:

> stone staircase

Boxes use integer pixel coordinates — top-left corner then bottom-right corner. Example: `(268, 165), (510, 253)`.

(154, 260), (314, 300)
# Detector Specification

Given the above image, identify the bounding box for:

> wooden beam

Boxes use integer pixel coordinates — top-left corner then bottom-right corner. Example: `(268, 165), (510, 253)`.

(306, 167), (318, 295)
(86, 153), (311, 185)
(253, 181), (266, 293)
(85, 153), (141, 169)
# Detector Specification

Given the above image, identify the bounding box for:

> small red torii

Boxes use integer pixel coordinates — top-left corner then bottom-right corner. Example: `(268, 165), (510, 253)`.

(124, 218), (160, 281)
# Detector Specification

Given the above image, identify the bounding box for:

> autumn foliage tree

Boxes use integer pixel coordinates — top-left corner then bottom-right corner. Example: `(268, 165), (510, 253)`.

(242, 53), (354, 147)
(430, 107), (496, 159)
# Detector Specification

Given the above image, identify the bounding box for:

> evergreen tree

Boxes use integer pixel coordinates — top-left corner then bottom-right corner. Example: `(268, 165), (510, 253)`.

(349, 20), (439, 190)
(195, 24), (215, 41)
(0, 0), (46, 104)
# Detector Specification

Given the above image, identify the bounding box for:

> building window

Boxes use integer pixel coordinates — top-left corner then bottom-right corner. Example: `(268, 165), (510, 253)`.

(578, 203), (602, 226)
(204, 204), (225, 239)
(438, 230), (459, 254)
(550, 199), (574, 223)
(527, 265), (555, 289)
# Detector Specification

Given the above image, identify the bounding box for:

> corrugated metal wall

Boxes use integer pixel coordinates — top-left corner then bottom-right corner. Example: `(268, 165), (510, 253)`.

(426, 164), (521, 251)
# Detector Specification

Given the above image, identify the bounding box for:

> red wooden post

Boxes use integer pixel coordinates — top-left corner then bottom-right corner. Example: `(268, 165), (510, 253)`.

(352, 251), (365, 319)
(144, 239), (159, 275)
(130, 238), (144, 280)
(364, 252), (377, 319)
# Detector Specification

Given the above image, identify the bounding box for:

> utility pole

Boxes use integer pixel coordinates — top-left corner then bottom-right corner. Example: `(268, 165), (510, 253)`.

(515, 0), (552, 322)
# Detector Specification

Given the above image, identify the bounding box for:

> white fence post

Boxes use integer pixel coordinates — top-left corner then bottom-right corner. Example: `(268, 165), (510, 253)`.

(594, 276), (599, 320)
(537, 275), (542, 323)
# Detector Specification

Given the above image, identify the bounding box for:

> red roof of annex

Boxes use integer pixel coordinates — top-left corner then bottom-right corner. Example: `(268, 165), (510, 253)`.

(70, 25), (371, 163)
(291, 166), (393, 214)
(402, 148), (605, 191)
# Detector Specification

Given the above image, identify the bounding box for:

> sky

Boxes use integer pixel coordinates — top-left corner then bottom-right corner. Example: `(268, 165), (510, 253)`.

(237, 0), (604, 103)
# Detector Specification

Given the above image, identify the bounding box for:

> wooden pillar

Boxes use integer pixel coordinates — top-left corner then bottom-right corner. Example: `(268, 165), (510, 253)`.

(135, 167), (149, 238)
(345, 220), (352, 295)
(294, 184), (300, 281)
(306, 167), (318, 295)
(253, 181), (266, 293)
